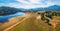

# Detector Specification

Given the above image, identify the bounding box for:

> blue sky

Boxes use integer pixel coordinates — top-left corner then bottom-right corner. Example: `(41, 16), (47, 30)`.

(0, 0), (60, 9)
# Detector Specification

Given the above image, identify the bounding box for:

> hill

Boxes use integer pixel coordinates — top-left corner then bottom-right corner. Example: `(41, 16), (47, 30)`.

(28, 5), (60, 11)
(0, 6), (22, 15)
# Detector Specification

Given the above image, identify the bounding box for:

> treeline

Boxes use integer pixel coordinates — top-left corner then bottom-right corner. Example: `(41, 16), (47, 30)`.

(41, 11), (60, 26)
(45, 11), (60, 16)
(0, 6), (22, 16)
(41, 11), (60, 20)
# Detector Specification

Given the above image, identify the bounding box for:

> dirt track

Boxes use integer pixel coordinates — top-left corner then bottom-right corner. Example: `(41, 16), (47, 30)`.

(0, 13), (32, 31)
(0, 16), (25, 31)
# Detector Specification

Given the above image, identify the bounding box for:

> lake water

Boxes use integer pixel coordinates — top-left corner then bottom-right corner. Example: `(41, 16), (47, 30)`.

(0, 12), (25, 22)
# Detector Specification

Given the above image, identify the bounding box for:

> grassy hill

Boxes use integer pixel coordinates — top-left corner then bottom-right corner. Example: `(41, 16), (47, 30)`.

(9, 13), (53, 31)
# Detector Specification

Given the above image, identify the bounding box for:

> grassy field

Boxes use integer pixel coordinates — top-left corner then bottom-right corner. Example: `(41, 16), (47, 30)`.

(9, 14), (53, 31)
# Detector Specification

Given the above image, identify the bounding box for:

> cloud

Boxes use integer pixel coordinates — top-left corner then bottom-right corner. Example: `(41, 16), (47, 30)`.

(0, 0), (60, 9)
(4, 3), (42, 9)
(14, 0), (55, 8)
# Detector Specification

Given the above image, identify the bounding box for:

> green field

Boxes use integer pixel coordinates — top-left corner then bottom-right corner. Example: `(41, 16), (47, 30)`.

(9, 14), (53, 31)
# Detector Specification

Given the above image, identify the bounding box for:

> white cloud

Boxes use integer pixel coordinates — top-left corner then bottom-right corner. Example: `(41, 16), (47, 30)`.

(17, 0), (44, 5)
(4, 3), (50, 9)
(1, 0), (60, 9)
(16, 0), (56, 8)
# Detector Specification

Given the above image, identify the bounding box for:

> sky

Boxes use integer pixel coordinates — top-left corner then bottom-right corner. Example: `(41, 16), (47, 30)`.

(0, 0), (60, 9)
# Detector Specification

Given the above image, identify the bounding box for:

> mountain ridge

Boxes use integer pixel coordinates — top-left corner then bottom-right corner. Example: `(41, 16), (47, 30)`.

(0, 5), (60, 15)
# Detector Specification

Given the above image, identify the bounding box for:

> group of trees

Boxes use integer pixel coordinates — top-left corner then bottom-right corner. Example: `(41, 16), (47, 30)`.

(0, 6), (22, 16)
(45, 11), (60, 19)
(40, 11), (60, 26)
(46, 11), (60, 15)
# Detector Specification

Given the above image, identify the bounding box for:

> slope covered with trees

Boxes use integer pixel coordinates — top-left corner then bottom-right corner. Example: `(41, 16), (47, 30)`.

(0, 6), (22, 16)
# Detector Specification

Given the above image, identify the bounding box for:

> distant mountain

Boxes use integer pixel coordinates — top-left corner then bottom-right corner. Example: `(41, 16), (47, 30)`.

(28, 5), (60, 11)
(48, 5), (60, 9)
(44, 5), (60, 11)
(0, 6), (22, 16)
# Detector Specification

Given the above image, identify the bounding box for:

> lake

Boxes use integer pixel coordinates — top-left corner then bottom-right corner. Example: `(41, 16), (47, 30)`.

(0, 12), (25, 22)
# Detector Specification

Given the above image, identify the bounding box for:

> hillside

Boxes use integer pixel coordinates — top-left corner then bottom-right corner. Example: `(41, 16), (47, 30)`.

(8, 13), (53, 31)
(0, 6), (22, 15)
(28, 5), (60, 11)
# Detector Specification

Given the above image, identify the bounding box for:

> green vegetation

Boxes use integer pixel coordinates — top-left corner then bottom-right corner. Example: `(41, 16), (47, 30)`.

(38, 11), (60, 27)
(0, 6), (22, 16)
(10, 14), (52, 31)
(45, 11), (60, 16)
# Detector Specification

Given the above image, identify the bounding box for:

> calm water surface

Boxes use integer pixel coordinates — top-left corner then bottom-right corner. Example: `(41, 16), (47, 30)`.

(0, 12), (25, 22)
